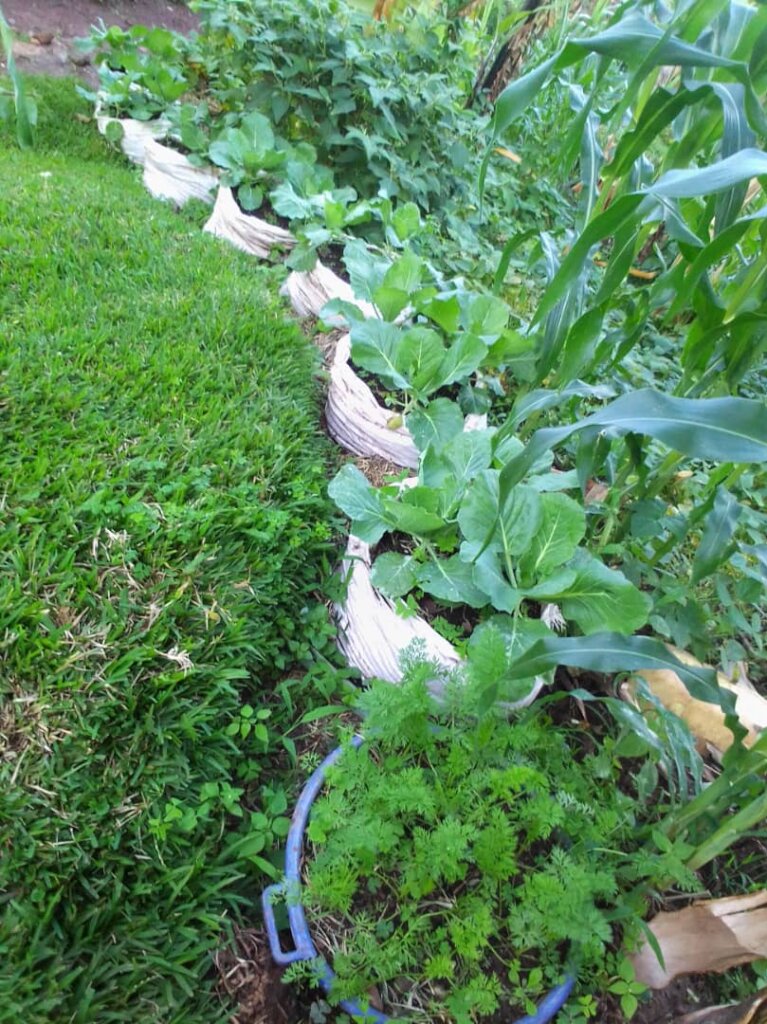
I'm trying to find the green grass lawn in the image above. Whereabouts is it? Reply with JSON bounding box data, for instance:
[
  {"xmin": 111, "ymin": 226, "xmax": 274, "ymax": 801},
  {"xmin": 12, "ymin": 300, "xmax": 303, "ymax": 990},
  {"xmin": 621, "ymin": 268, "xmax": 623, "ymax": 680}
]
[{"xmin": 0, "ymin": 80, "xmax": 342, "ymax": 1023}]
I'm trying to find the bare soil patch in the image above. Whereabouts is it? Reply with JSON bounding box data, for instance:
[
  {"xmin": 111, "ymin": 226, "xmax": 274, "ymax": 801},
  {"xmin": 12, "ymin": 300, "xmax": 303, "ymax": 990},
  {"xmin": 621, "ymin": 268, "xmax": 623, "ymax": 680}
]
[
  {"xmin": 2, "ymin": 0, "xmax": 198, "ymax": 81},
  {"xmin": 215, "ymin": 928, "xmax": 299, "ymax": 1024}
]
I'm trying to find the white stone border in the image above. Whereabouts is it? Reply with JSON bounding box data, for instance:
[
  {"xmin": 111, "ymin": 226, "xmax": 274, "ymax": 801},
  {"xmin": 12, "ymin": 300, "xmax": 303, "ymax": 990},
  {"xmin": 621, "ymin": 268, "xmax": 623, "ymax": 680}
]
[
  {"xmin": 203, "ymin": 186, "xmax": 295, "ymax": 258},
  {"xmin": 336, "ymin": 533, "xmax": 545, "ymax": 709},
  {"xmin": 142, "ymin": 138, "xmax": 218, "ymax": 206},
  {"xmin": 326, "ymin": 334, "xmax": 420, "ymax": 468}
]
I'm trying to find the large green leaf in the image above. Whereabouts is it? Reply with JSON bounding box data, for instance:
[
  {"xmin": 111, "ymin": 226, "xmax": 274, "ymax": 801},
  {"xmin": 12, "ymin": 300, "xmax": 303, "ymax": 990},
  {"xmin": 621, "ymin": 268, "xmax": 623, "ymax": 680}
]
[
  {"xmin": 343, "ymin": 239, "xmax": 389, "ymax": 304},
  {"xmin": 374, "ymin": 249, "xmax": 424, "ymax": 320},
  {"xmin": 492, "ymin": 10, "xmax": 761, "ymax": 138},
  {"xmin": 498, "ymin": 484, "xmax": 544, "ymax": 559},
  {"xmin": 521, "ymin": 566, "xmax": 577, "ymax": 600},
  {"xmin": 383, "ymin": 248, "xmax": 423, "ymax": 294},
  {"xmin": 691, "ymin": 487, "xmax": 742, "ymax": 584},
  {"xmin": 350, "ymin": 319, "xmax": 409, "ymax": 391},
  {"xmin": 506, "ymin": 633, "xmax": 732, "ymax": 710},
  {"xmin": 649, "ymin": 148, "xmax": 767, "ymax": 199},
  {"xmin": 328, "ymin": 464, "xmax": 388, "ymax": 544},
  {"xmin": 509, "ymin": 381, "xmax": 615, "ymax": 431},
  {"xmin": 458, "ymin": 470, "xmax": 502, "ymax": 558},
  {"xmin": 439, "ymin": 332, "xmax": 487, "ymax": 387},
  {"xmin": 409, "ymin": 399, "xmax": 462, "ymax": 456},
  {"xmin": 562, "ymin": 11, "xmax": 743, "ymax": 69},
  {"xmin": 458, "ymin": 293, "xmax": 511, "ymax": 341},
  {"xmin": 492, "ymin": 51, "xmax": 559, "ymax": 136},
  {"xmin": 395, "ymin": 327, "xmax": 445, "ymax": 395},
  {"xmin": 441, "ymin": 430, "xmax": 494, "ymax": 495},
  {"xmin": 498, "ymin": 390, "xmax": 767, "ymax": 499},
  {"xmin": 417, "ymin": 555, "xmax": 488, "ymax": 608},
  {"xmin": 518, "ymin": 493, "xmax": 585, "ymax": 580},
  {"xmin": 471, "ymin": 549, "xmax": 520, "ymax": 613},
  {"xmin": 554, "ymin": 551, "xmax": 651, "ymax": 635},
  {"xmin": 407, "ymin": 399, "xmax": 465, "ymax": 454},
  {"xmin": 370, "ymin": 553, "xmax": 419, "ymax": 598},
  {"xmin": 608, "ymin": 87, "xmax": 702, "ymax": 179},
  {"xmin": 383, "ymin": 497, "xmax": 445, "ymax": 537},
  {"xmin": 415, "ymin": 291, "xmax": 461, "ymax": 333}
]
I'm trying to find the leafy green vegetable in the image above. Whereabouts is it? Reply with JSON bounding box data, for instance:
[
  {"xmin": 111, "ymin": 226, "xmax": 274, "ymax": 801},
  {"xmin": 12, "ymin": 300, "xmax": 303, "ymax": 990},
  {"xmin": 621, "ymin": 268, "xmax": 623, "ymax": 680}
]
[{"xmin": 301, "ymin": 664, "xmax": 697, "ymax": 1023}]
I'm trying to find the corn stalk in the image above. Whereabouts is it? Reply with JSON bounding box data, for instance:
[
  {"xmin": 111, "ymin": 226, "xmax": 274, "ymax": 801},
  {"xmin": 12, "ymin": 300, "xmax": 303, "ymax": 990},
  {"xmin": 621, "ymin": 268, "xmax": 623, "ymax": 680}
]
[{"xmin": 0, "ymin": 6, "xmax": 34, "ymax": 149}]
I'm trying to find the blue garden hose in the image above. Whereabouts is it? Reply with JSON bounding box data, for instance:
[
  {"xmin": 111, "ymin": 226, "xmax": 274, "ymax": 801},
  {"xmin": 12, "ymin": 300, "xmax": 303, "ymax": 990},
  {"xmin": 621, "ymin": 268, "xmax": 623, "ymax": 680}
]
[{"xmin": 262, "ymin": 737, "xmax": 575, "ymax": 1023}]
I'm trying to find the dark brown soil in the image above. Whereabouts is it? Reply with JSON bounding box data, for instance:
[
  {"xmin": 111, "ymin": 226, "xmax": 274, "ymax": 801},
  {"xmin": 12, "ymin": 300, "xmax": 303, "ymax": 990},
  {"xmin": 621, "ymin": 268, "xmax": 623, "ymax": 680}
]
[
  {"xmin": 1, "ymin": 0, "xmax": 198, "ymax": 81},
  {"xmin": 215, "ymin": 927, "xmax": 299, "ymax": 1024},
  {"xmin": 3, "ymin": 0, "xmax": 198, "ymax": 39},
  {"xmin": 317, "ymin": 241, "xmax": 347, "ymax": 281}
]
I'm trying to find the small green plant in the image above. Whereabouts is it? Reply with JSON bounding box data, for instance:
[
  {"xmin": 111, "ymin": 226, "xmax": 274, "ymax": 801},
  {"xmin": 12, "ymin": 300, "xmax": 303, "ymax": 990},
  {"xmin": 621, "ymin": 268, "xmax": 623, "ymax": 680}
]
[
  {"xmin": 607, "ymin": 959, "xmax": 646, "ymax": 1019},
  {"xmin": 329, "ymin": 389, "xmax": 766, "ymax": 654},
  {"xmin": 208, "ymin": 110, "xmax": 291, "ymax": 209},
  {"xmin": 325, "ymin": 240, "xmax": 519, "ymax": 414},
  {"xmin": 559, "ymin": 993, "xmax": 599, "ymax": 1024},
  {"xmin": 79, "ymin": 23, "xmax": 193, "ymax": 120},
  {"xmin": 0, "ymin": 6, "xmax": 36, "ymax": 148},
  {"xmin": 296, "ymin": 659, "xmax": 695, "ymax": 1022}
]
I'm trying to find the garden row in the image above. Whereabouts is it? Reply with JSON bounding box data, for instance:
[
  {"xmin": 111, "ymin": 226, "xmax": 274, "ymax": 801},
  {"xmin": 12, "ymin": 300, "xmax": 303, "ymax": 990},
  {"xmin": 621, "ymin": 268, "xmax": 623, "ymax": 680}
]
[
  {"xmin": 78, "ymin": 1, "xmax": 767, "ymax": 1020},
  {"xmin": 84, "ymin": 0, "xmax": 767, "ymax": 709}
]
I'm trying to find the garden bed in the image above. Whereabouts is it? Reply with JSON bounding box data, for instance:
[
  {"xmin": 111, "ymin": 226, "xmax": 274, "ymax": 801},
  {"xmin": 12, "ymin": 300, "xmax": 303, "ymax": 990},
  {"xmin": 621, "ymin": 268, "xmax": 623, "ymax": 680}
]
[{"xmin": 4, "ymin": 0, "xmax": 767, "ymax": 1014}]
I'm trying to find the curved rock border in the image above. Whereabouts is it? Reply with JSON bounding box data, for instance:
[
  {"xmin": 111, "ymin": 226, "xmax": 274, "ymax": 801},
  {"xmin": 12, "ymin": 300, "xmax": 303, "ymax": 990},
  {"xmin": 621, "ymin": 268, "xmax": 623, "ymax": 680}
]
[
  {"xmin": 203, "ymin": 186, "xmax": 295, "ymax": 258},
  {"xmin": 326, "ymin": 334, "xmax": 489, "ymax": 468},
  {"xmin": 95, "ymin": 113, "xmax": 169, "ymax": 166},
  {"xmin": 326, "ymin": 333, "xmax": 419, "ymax": 468},
  {"xmin": 90, "ymin": 107, "xmax": 543, "ymax": 712},
  {"xmin": 335, "ymin": 534, "xmax": 460, "ymax": 692},
  {"xmin": 142, "ymin": 138, "xmax": 219, "ymax": 206},
  {"xmin": 335, "ymin": 534, "xmax": 545, "ymax": 709},
  {"xmin": 280, "ymin": 262, "xmax": 378, "ymax": 322}
]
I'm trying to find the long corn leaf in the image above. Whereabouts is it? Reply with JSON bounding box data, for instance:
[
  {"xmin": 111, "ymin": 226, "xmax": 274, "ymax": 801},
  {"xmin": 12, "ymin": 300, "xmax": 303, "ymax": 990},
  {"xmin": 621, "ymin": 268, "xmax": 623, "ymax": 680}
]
[
  {"xmin": 532, "ymin": 151, "xmax": 767, "ymax": 328},
  {"xmin": 506, "ymin": 632, "xmax": 729, "ymax": 709},
  {"xmin": 493, "ymin": 11, "xmax": 767, "ymax": 138},
  {"xmin": 496, "ymin": 389, "xmax": 767, "ymax": 495},
  {"xmin": 0, "ymin": 7, "xmax": 33, "ymax": 149}
]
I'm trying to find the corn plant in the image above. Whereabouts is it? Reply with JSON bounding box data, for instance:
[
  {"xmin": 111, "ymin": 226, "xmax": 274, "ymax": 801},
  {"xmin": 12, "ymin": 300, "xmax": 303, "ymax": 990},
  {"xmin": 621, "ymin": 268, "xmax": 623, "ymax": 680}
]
[
  {"xmin": 0, "ymin": 6, "xmax": 35, "ymax": 148},
  {"xmin": 487, "ymin": 0, "xmax": 767, "ymax": 395}
]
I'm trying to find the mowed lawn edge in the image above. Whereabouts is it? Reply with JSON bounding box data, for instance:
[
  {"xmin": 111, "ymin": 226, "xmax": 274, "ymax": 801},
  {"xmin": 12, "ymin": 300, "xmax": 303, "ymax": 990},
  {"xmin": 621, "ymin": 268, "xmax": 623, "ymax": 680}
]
[{"xmin": 0, "ymin": 79, "xmax": 341, "ymax": 1024}]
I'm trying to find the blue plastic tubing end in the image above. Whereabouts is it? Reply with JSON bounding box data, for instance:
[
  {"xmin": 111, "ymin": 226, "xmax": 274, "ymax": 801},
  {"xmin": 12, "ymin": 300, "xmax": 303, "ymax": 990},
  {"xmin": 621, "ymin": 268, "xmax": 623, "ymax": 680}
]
[{"xmin": 262, "ymin": 738, "xmax": 575, "ymax": 1024}]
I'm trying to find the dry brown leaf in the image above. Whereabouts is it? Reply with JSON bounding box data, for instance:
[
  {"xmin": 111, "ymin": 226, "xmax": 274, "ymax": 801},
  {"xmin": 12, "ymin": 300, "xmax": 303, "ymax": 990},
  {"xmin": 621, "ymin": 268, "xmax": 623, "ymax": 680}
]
[
  {"xmin": 494, "ymin": 146, "xmax": 522, "ymax": 164},
  {"xmin": 632, "ymin": 892, "xmax": 767, "ymax": 988},
  {"xmin": 623, "ymin": 645, "xmax": 767, "ymax": 761},
  {"xmin": 674, "ymin": 987, "xmax": 767, "ymax": 1024},
  {"xmin": 584, "ymin": 479, "xmax": 609, "ymax": 504}
]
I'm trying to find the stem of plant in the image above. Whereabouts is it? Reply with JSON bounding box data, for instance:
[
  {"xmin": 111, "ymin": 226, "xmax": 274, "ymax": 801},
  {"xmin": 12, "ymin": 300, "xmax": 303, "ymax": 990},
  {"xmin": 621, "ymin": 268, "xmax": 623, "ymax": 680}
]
[
  {"xmin": 638, "ymin": 450, "xmax": 685, "ymax": 502},
  {"xmin": 598, "ymin": 458, "xmax": 638, "ymax": 549},
  {"xmin": 685, "ymin": 789, "xmax": 767, "ymax": 872},
  {"xmin": 647, "ymin": 462, "xmax": 741, "ymax": 568},
  {"xmin": 660, "ymin": 732, "xmax": 767, "ymax": 840}
]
